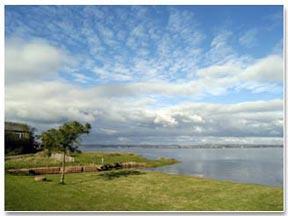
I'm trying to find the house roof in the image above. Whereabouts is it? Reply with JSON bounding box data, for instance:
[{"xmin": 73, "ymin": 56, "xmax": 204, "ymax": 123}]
[{"xmin": 5, "ymin": 122, "xmax": 30, "ymax": 132}]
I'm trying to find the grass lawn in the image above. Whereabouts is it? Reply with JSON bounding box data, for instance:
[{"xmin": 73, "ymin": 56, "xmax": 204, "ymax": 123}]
[{"xmin": 5, "ymin": 170, "xmax": 283, "ymax": 211}]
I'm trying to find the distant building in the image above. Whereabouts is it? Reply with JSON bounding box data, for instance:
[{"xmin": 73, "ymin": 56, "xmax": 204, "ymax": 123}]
[{"xmin": 5, "ymin": 122, "xmax": 36, "ymax": 155}]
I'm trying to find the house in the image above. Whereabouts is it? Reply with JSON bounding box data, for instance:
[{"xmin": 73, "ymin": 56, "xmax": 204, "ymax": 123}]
[
  {"xmin": 5, "ymin": 122, "xmax": 30, "ymax": 139},
  {"xmin": 5, "ymin": 122, "xmax": 35, "ymax": 155}
]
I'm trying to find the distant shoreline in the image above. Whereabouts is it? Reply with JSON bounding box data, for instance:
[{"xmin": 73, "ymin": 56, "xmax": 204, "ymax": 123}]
[{"xmin": 82, "ymin": 144, "xmax": 283, "ymax": 149}]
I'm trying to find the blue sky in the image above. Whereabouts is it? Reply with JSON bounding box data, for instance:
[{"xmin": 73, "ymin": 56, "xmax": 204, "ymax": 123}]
[{"xmin": 5, "ymin": 6, "xmax": 283, "ymax": 145}]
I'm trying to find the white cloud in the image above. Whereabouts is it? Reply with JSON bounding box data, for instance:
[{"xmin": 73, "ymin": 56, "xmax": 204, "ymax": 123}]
[
  {"xmin": 210, "ymin": 31, "xmax": 232, "ymax": 48},
  {"xmin": 195, "ymin": 54, "xmax": 283, "ymax": 95},
  {"xmin": 72, "ymin": 73, "xmax": 92, "ymax": 84},
  {"xmin": 239, "ymin": 29, "xmax": 258, "ymax": 47},
  {"xmin": 241, "ymin": 55, "xmax": 283, "ymax": 81},
  {"xmin": 5, "ymin": 38, "xmax": 69, "ymax": 84},
  {"xmin": 154, "ymin": 111, "xmax": 178, "ymax": 127},
  {"xmin": 98, "ymin": 128, "xmax": 118, "ymax": 135},
  {"xmin": 196, "ymin": 63, "xmax": 242, "ymax": 79},
  {"xmin": 5, "ymin": 78, "xmax": 283, "ymax": 141},
  {"xmin": 203, "ymin": 31, "xmax": 236, "ymax": 65}
]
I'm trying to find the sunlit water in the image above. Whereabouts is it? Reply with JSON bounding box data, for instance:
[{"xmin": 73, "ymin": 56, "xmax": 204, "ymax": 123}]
[{"xmin": 81, "ymin": 146, "xmax": 283, "ymax": 187}]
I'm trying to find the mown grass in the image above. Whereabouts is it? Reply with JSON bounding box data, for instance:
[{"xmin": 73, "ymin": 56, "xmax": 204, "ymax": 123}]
[
  {"xmin": 5, "ymin": 151, "xmax": 178, "ymax": 170},
  {"xmin": 5, "ymin": 170, "xmax": 283, "ymax": 211}
]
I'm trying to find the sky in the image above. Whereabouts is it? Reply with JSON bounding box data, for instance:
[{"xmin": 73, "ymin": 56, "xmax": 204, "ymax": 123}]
[{"xmin": 5, "ymin": 5, "xmax": 283, "ymax": 145}]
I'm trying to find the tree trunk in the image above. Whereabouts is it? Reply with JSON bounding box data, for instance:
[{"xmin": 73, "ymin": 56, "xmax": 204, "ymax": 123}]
[{"xmin": 60, "ymin": 151, "xmax": 66, "ymax": 184}]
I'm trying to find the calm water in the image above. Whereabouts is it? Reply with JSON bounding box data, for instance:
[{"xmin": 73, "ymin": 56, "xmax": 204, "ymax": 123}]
[{"xmin": 81, "ymin": 146, "xmax": 283, "ymax": 187}]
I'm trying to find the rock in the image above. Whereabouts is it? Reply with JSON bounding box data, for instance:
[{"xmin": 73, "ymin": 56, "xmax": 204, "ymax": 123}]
[
  {"xmin": 34, "ymin": 176, "xmax": 47, "ymax": 182},
  {"xmin": 114, "ymin": 162, "xmax": 122, "ymax": 169},
  {"xmin": 99, "ymin": 164, "xmax": 113, "ymax": 171}
]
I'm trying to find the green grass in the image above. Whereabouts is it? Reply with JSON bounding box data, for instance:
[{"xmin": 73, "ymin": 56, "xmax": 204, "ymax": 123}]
[
  {"xmin": 5, "ymin": 170, "xmax": 283, "ymax": 211},
  {"xmin": 5, "ymin": 151, "xmax": 178, "ymax": 170}
]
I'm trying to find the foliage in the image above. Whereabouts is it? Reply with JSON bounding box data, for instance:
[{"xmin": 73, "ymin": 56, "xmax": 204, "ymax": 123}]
[{"xmin": 40, "ymin": 121, "xmax": 91, "ymax": 155}]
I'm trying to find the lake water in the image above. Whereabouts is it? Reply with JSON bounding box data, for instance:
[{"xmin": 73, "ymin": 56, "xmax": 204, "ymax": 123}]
[{"xmin": 81, "ymin": 146, "xmax": 283, "ymax": 187}]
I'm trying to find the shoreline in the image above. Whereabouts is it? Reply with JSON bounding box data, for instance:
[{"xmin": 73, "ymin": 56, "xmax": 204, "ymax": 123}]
[{"xmin": 5, "ymin": 150, "xmax": 282, "ymax": 188}]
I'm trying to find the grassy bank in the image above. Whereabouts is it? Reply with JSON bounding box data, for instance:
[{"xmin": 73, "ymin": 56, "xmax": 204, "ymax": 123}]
[
  {"xmin": 5, "ymin": 151, "xmax": 178, "ymax": 170},
  {"xmin": 5, "ymin": 151, "xmax": 283, "ymax": 211},
  {"xmin": 5, "ymin": 170, "xmax": 283, "ymax": 211}
]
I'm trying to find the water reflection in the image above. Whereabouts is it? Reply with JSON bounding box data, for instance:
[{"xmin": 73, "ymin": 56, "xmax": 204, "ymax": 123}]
[{"xmin": 81, "ymin": 146, "xmax": 283, "ymax": 187}]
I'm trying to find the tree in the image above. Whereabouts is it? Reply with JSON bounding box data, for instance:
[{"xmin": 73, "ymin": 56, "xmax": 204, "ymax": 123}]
[{"xmin": 39, "ymin": 121, "xmax": 91, "ymax": 184}]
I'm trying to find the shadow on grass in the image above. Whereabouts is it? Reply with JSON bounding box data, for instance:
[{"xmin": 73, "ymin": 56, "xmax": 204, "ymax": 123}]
[
  {"xmin": 57, "ymin": 170, "xmax": 145, "ymax": 185},
  {"xmin": 99, "ymin": 169, "xmax": 144, "ymax": 180}
]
